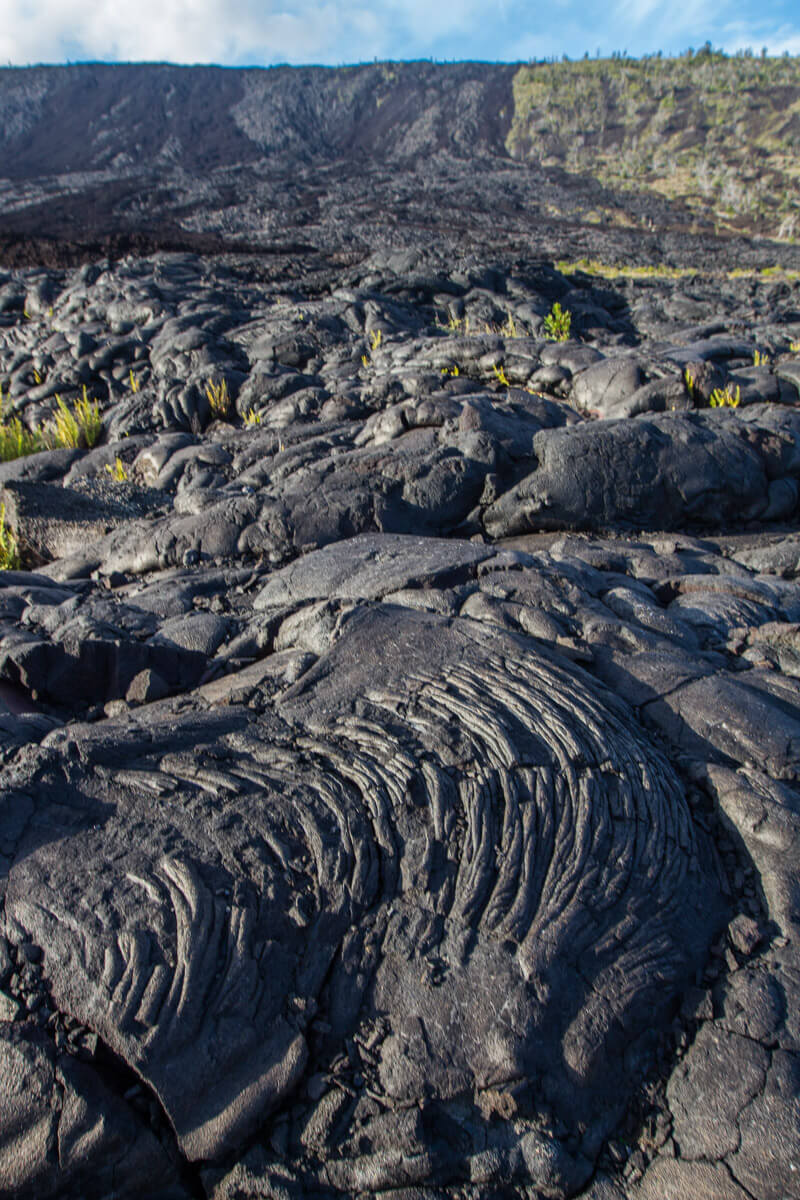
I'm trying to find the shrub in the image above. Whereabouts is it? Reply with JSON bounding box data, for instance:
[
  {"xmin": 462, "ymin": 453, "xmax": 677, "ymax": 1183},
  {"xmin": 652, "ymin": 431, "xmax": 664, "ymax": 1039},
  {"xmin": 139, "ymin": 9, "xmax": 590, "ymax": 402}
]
[
  {"xmin": 243, "ymin": 408, "xmax": 262, "ymax": 426},
  {"xmin": 544, "ymin": 302, "xmax": 572, "ymax": 341}
]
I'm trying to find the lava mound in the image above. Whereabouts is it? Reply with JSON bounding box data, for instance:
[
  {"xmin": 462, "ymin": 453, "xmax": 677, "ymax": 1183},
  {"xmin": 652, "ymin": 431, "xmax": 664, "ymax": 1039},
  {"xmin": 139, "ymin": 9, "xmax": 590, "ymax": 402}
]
[{"xmin": 4, "ymin": 573, "xmax": 722, "ymax": 1196}]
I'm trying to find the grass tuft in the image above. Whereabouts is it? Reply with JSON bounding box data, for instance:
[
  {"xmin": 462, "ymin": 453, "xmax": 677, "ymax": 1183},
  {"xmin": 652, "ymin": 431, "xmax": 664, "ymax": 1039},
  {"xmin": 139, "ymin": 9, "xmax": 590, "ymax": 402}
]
[
  {"xmin": 205, "ymin": 377, "xmax": 230, "ymax": 419},
  {"xmin": 709, "ymin": 384, "xmax": 741, "ymax": 408},
  {"xmin": 0, "ymin": 417, "xmax": 42, "ymax": 461},
  {"xmin": 0, "ymin": 504, "xmax": 19, "ymax": 571},
  {"xmin": 105, "ymin": 456, "xmax": 128, "ymax": 482}
]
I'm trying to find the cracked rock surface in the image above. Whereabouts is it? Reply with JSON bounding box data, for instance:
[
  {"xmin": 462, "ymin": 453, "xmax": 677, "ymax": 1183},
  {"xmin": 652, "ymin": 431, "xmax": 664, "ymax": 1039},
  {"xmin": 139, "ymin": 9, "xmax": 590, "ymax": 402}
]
[{"xmin": 1, "ymin": 241, "xmax": 800, "ymax": 1199}]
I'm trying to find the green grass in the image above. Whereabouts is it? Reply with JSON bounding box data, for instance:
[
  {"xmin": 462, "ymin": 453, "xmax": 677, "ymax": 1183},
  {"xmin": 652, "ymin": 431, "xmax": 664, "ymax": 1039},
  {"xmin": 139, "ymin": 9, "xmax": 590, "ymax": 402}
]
[
  {"xmin": 0, "ymin": 386, "xmax": 103, "ymax": 460},
  {"xmin": 46, "ymin": 389, "xmax": 102, "ymax": 450},
  {"xmin": 0, "ymin": 417, "xmax": 42, "ymax": 461}
]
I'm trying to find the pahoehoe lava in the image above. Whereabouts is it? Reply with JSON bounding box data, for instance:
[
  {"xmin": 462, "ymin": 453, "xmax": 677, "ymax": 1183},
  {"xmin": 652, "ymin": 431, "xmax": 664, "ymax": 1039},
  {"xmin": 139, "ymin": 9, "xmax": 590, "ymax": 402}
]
[{"xmin": 4, "ymin": 598, "xmax": 722, "ymax": 1193}]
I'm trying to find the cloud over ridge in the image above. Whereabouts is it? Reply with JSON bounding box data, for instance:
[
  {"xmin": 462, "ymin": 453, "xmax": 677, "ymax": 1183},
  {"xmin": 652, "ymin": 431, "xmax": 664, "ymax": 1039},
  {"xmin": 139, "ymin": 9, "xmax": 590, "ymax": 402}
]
[{"xmin": 1, "ymin": 0, "xmax": 798, "ymax": 67}]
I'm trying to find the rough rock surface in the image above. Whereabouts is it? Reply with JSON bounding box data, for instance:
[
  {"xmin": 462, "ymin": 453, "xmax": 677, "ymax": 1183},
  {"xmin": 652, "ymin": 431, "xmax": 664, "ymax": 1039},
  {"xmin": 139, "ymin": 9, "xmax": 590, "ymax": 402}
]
[{"xmin": 1, "ymin": 124, "xmax": 800, "ymax": 1199}]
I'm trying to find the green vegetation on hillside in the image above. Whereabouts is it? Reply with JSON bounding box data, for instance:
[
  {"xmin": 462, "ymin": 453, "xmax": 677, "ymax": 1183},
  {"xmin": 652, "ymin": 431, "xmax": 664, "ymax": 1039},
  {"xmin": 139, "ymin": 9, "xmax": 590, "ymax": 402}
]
[{"xmin": 507, "ymin": 48, "xmax": 800, "ymax": 240}]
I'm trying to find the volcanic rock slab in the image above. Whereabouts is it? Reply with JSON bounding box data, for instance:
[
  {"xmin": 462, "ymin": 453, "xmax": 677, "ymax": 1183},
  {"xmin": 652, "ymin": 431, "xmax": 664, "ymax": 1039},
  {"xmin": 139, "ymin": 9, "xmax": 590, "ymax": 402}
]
[{"xmin": 3, "ymin": 571, "xmax": 723, "ymax": 1191}]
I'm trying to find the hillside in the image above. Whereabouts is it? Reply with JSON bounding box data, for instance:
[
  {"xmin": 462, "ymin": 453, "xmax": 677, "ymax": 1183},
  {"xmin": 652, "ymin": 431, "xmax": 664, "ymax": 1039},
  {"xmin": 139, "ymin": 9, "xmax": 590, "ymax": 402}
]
[
  {"xmin": 0, "ymin": 52, "xmax": 798, "ymax": 266},
  {"xmin": 507, "ymin": 50, "xmax": 800, "ymax": 239}
]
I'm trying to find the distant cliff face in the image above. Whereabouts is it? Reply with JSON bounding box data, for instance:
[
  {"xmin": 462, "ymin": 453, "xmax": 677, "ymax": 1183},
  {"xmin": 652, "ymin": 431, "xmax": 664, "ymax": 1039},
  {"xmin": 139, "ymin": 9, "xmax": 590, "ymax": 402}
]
[
  {"xmin": 0, "ymin": 61, "xmax": 517, "ymax": 174},
  {"xmin": 0, "ymin": 55, "xmax": 798, "ymax": 258}
]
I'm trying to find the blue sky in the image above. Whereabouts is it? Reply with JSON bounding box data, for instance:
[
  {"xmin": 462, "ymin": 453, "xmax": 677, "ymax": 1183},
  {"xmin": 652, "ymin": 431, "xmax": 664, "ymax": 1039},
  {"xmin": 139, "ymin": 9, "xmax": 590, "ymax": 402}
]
[{"xmin": 2, "ymin": 0, "xmax": 799, "ymax": 67}]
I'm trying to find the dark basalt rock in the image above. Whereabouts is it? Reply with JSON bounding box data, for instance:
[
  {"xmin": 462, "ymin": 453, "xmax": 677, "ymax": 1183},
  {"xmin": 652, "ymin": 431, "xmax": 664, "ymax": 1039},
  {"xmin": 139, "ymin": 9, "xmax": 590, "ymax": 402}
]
[
  {"xmin": 3, "ymin": 598, "xmax": 724, "ymax": 1189},
  {"xmin": 0, "ymin": 151, "xmax": 799, "ymax": 1199}
]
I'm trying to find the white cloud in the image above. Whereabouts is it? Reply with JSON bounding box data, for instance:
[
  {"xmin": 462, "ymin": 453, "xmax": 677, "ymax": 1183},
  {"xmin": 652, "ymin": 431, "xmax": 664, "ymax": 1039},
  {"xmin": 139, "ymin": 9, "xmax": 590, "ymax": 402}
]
[
  {"xmin": 0, "ymin": 0, "xmax": 491, "ymax": 66},
  {"xmin": 718, "ymin": 21, "xmax": 800, "ymax": 55},
  {"xmin": 0, "ymin": 0, "xmax": 797, "ymax": 66}
]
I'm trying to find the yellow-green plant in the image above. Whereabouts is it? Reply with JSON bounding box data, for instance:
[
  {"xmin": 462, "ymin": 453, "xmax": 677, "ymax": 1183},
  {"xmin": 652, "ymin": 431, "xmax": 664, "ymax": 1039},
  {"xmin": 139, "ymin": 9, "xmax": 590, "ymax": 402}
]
[
  {"xmin": 753, "ymin": 349, "xmax": 770, "ymax": 366},
  {"xmin": 684, "ymin": 367, "xmax": 696, "ymax": 400},
  {"xmin": 493, "ymin": 363, "xmax": 511, "ymax": 387},
  {"xmin": 543, "ymin": 302, "xmax": 572, "ymax": 342},
  {"xmin": 436, "ymin": 312, "xmax": 471, "ymax": 334},
  {"xmin": 105, "ymin": 456, "xmax": 128, "ymax": 482},
  {"xmin": 75, "ymin": 386, "xmax": 102, "ymax": 446},
  {"xmin": 46, "ymin": 387, "xmax": 102, "ymax": 449},
  {"xmin": 361, "ymin": 329, "xmax": 383, "ymax": 371},
  {"xmin": 205, "ymin": 378, "xmax": 230, "ymax": 419},
  {"xmin": 32, "ymin": 367, "xmax": 43, "ymax": 385},
  {"xmin": 441, "ymin": 365, "xmax": 460, "ymax": 378},
  {"xmin": 500, "ymin": 312, "xmax": 518, "ymax": 338},
  {"xmin": 48, "ymin": 396, "xmax": 81, "ymax": 448},
  {"xmin": 129, "ymin": 369, "xmax": 140, "ymax": 393},
  {"xmin": 0, "ymin": 417, "xmax": 42, "ymax": 461},
  {"xmin": 243, "ymin": 408, "xmax": 262, "ymax": 426},
  {"xmin": 791, "ymin": 341, "xmax": 800, "ymax": 353},
  {"xmin": 0, "ymin": 504, "xmax": 19, "ymax": 570},
  {"xmin": 709, "ymin": 384, "xmax": 741, "ymax": 408},
  {"xmin": 557, "ymin": 259, "xmax": 698, "ymax": 281}
]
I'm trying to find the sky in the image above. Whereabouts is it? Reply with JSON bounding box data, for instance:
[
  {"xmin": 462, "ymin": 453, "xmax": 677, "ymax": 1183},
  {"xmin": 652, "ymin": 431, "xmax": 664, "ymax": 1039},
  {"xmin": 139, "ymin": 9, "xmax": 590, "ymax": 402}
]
[{"xmin": 2, "ymin": 0, "xmax": 799, "ymax": 68}]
